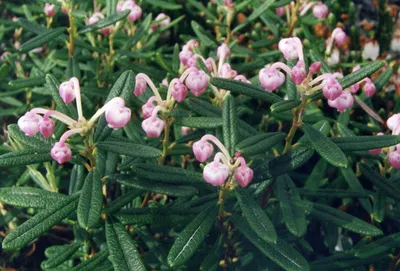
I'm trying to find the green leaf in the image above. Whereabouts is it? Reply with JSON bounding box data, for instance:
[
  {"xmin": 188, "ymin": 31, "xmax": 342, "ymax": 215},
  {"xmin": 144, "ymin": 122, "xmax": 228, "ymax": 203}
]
[
  {"xmin": 145, "ymin": 0, "xmax": 182, "ymax": 9},
  {"xmin": 115, "ymin": 175, "xmax": 197, "ymax": 197},
  {"xmin": 373, "ymin": 189, "xmax": 386, "ymax": 223},
  {"xmin": 106, "ymin": 218, "xmax": 146, "ymax": 271},
  {"xmin": 20, "ymin": 27, "xmax": 66, "ymax": 52},
  {"xmin": 174, "ymin": 117, "xmax": 222, "ymax": 128},
  {"xmin": 191, "ymin": 21, "xmax": 216, "ymax": 46},
  {"xmin": 210, "ymin": 78, "xmax": 282, "ymax": 104},
  {"xmin": 8, "ymin": 77, "xmax": 45, "ymax": 89},
  {"xmin": 302, "ymin": 123, "xmax": 347, "ymax": 168},
  {"xmin": 69, "ymin": 165, "xmax": 86, "ymax": 195},
  {"xmin": 236, "ymin": 186, "xmax": 277, "ymax": 243},
  {"xmin": 0, "ymin": 148, "xmax": 52, "ymax": 167},
  {"xmin": 297, "ymin": 188, "xmax": 368, "ymax": 198},
  {"xmin": 2, "ymin": 193, "xmax": 80, "ymax": 250},
  {"xmin": 96, "ymin": 140, "xmax": 162, "ymax": 159},
  {"xmin": 79, "ymin": 10, "xmax": 129, "ymax": 34},
  {"xmin": 355, "ymin": 232, "xmax": 400, "ymax": 258},
  {"xmin": 0, "ymin": 187, "xmax": 66, "ymax": 208},
  {"xmin": 338, "ymin": 61, "xmax": 385, "ymax": 89},
  {"xmin": 104, "ymin": 190, "xmax": 142, "ymax": 214},
  {"xmin": 8, "ymin": 124, "xmax": 54, "ymax": 149},
  {"xmin": 233, "ymin": 215, "xmax": 310, "ymax": 271},
  {"xmin": 233, "ymin": 0, "xmax": 276, "ymax": 33},
  {"xmin": 41, "ymin": 242, "xmax": 81, "ymax": 269},
  {"xmin": 71, "ymin": 249, "xmax": 110, "ymax": 271},
  {"xmin": 271, "ymin": 100, "xmax": 301, "ymax": 113},
  {"xmin": 200, "ymin": 237, "xmax": 223, "ymax": 271},
  {"xmin": 187, "ymin": 0, "xmax": 217, "ymax": 20},
  {"xmin": 304, "ymin": 159, "xmax": 328, "ymax": 188},
  {"xmin": 66, "ymin": 56, "xmax": 81, "ymax": 79},
  {"xmin": 340, "ymin": 167, "xmax": 372, "ymax": 213},
  {"xmin": 77, "ymin": 170, "xmax": 103, "ymax": 229},
  {"xmin": 167, "ymin": 204, "xmax": 217, "ymax": 267},
  {"xmin": 359, "ymin": 164, "xmax": 400, "ymax": 201},
  {"xmin": 310, "ymin": 202, "xmax": 383, "ymax": 236},
  {"xmin": 331, "ymin": 135, "xmax": 400, "ymax": 151},
  {"xmin": 222, "ymin": 94, "xmax": 238, "ymax": 156},
  {"xmin": 235, "ymin": 132, "xmax": 286, "ymax": 156},
  {"xmin": 374, "ymin": 67, "xmax": 392, "ymax": 92},
  {"xmin": 276, "ymin": 175, "xmax": 307, "ymax": 237}
]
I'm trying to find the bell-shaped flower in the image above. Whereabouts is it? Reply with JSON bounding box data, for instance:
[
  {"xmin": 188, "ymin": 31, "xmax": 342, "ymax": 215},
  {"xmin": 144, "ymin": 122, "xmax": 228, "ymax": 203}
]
[
  {"xmin": 39, "ymin": 118, "xmax": 55, "ymax": 138},
  {"xmin": 185, "ymin": 68, "xmax": 209, "ymax": 97},
  {"xmin": 171, "ymin": 79, "xmax": 188, "ymax": 102},
  {"xmin": 18, "ymin": 112, "xmax": 43, "ymax": 137},
  {"xmin": 291, "ymin": 60, "xmax": 306, "ymax": 85},
  {"xmin": 313, "ymin": 2, "xmax": 329, "ymax": 19},
  {"xmin": 327, "ymin": 91, "xmax": 354, "ymax": 112},
  {"xmin": 51, "ymin": 142, "xmax": 72, "ymax": 164},
  {"xmin": 322, "ymin": 76, "xmax": 343, "ymax": 101},
  {"xmin": 259, "ymin": 67, "xmax": 285, "ymax": 92},
  {"xmin": 193, "ymin": 140, "xmax": 214, "ymax": 162},
  {"xmin": 203, "ymin": 155, "xmax": 230, "ymax": 186},
  {"xmin": 59, "ymin": 80, "xmax": 76, "ymax": 104},
  {"xmin": 234, "ymin": 162, "xmax": 254, "ymax": 187},
  {"xmin": 105, "ymin": 98, "xmax": 131, "ymax": 129},
  {"xmin": 141, "ymin": 116, "xmax": 166, "ymax": 138}
]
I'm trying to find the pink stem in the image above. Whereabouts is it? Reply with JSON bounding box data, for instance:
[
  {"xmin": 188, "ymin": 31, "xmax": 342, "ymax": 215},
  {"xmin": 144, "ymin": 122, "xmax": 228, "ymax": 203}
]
[
  {"xmin": 30, "ymin": 108, "xmax": 77, "ymax": 126},
  {"xmin": 59, "ymin": 127, "xmax": 85, "ymax": 144},
  {"xmin": 136, "ymin": 73, "xmax": 163, "ymax": 103},
  {"xmin": 201, "ymin": 134, "xmax": 231, "ymax": 162},
  {"xmin": 271, "ymin": 62, "xmax": 292, "ymax": 74},
  {"xmin": 70, "ymin": 77, "xmax": 84, "ymax": 121}
]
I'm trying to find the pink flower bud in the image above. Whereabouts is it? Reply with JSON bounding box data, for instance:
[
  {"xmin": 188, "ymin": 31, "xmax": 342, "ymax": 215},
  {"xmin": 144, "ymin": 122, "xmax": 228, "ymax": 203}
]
[
  {"xmin": 122, "ymin": 1, "xmax": 142, "ymax": 22},
  {"xmin": 291, "ymin": 60, "xmax": 306, "ymax": 85},
  {"xmin": 102, "ymin": 27, "xmax": 111, "ymax": 37},
  {"xmin": 181, "ymin": 126, "xmax": 193, "ymax": 135},
  {"xmin": 44, "ymin": 3, "xmax": 56, "ymax": 17},
  {"xmin": 259, "ymin": 67, "xmax": 285, "ymax": 92},
  {"xmin": 141, "ymin": 116, "xmax": 166, "ymax": 138},
  {"xmin": 59, "ymin": 81, "xmax": 76, "ymax": 104},
  {"xmin": 322, "ymin": 76, "xmax": 343, "ymax": 101},
  {"xmin": 349, "ymin": 83, "xmax": 360, "ymax": 94},
  {"xmin": 141, "ymin": 96, "xmax": 157, "ymax": 119},
  {"xmin": 203, "ymin": 160, "xmax": 229, "ymax": 186},
  {"xmin": 327, "ymin": 91, "xmax": 354, "ymax": 112},
  {"xmin": 18, "ymin": 112, "xmax": 42, "ymax": 137},
  {"xmin": 387, "ymin": 114, "xmax": 400, "ymax": 132},
  {"xmin": 172, "ymin": 79, "xmax": 188, "ymax": 102},
  {"xmin": 369, "ymin": 132, "xmax": 384, "ymax": 155},
  {"xmin": 186, "ymin": 55, "xmax": 197, "ymax": 68},
  {"xmin": 334, "ymin": 28, "xmax": 346, "ymax": 46},
  {"xmin": 234, "ymin": 164, "xmax": 254, "ymax": 188},
  {"xmin": 134, "ymin": 76, "xmax": 147, "ymax": 96},
  {"xmin": 275, "ymin": 7, "xmax": 285, "ymax": 17},
  {"xmin": 88, "ymin": 12, "xmax": 104, "ymax": 25},
  {"xmin": 105, "ymin": 98, "xmax": 131, "ymax": 129},
  {"xmin": 185, "ymin": 68, "xmax": 209, "ymax": 97},
  {"xmin": 363, "ymin": 78, "xmax": 376, "ymax": 97},
  {"xmin": 389, "ymin": 151, "xmax": 400, "ymax": 169},
  {"xmin": 51, "ymin": 142, "xmax": 72, "ymax": 164},
  {"xmin": 220, "ymin": 63, "xmax": 238, "ymax": 79},
  {"xmin": 193, "ymin": 140, "xmax": 214, "ymax": 162},
  {"xmin": 179, "ymin": 47, "xmax": 194, "ymax": 66},
  {"xmin": 39, "ymin": 118, "xmax": 55, "ymax": 138},
  {"xmin": 278, "ymin": 37, "xmax": 301, "ymax": 60},
  {"xmin": 234, "ymin": 75, "xmax": 250, "ymax": 83},
  {"xmin": 205, "ymin": 57, "xmax": 214, "ymax": 72},
  {"xmin": 154, "ymin": 13, "xmax": 170, "ymax": 28},
  {"xmin": 116, "ymin": 1, "xmax": 125, "ymax": 13},
  {"xmin": 217, "ymin": 43, "xmax": 230, "ymax": 59},
  {"xmin": 309, "ymin": 61, "xmax": 322, "ymax": 74},
  {"xmin": 186, "ymin": 40, "xmax": 200, "ymax": 50},
  {"xmin": 312, "ymin": 2, "xmax": 329, "ymax": 19}
]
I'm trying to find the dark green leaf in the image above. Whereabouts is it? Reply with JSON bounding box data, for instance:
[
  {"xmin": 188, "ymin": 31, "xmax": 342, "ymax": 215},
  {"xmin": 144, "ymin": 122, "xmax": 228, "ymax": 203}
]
[
  {"xmin": 8, "ymin": 77, "xmax": 45, "ymax": 89},
  {"xmin": 41, "ymin": 242, "xmax": 81, "ymax": 269},
  {"xmin": 340, "ymin": 167, "xmax": 372, "ymax": 213},
  {"xmin": 236, "ymin": 132, "xmax": 286, "ymax": 156},
  {"xmin": 331, "ymin": 135, "xmax": 400, "ymax": 151},
  {"xmin": 20, "ymin": 27, "xmax": 66, "ymax": 52},
  {"xmin": 271, "ymin": 100, "xmax": 301, "ymax": 113},
  {"xmin": 355, "ymin": 232, "xmax": 400, "ymax": 258},
  {"xmin": 222, "ymin": 94, "xmax": 238, "ymax": 156},
  {"xmin": 96, "ymin": 140, "xmax": 162, "ymax": 159},
  {"xmin": 0, "ymin": 187, "xmax": 66, "ymax": 208},
  {"xmin": 174, "ymin": 117, "xmax": 223, "ymax": 128},
  {"xmin": 0, "ymin": 148, "xmax": 52, "ymax": 167},
  {"xmin": 374, "ymin": 67, "xmax": 392, "ymax": 92},
  {"xmin": 191, "ymin": 21, "xmax": 216, "ymax": 46},
  {"xmin": 71, "ymin": 249, "xmax": 109, "ymax": 271},
  {"xmin": 79, "ymin": 10, "xmax": 129, "ymax": 34},
  {"xmin": 339, "ymin": 61, "xmax": 385, "ymax": 89},
  {"xmin": 373, "ymin": 189, "xmax": 386, "ymax": 223},
  {"xmin": 145, "ymin": 0, "xmax": 182, "ymax": 9},
  {"xmin": 233, "ymin": 0, "xmax": 276, "ymax": 33}
]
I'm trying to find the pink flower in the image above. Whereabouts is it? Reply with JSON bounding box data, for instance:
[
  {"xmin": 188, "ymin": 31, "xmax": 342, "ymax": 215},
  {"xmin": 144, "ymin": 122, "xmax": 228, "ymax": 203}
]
[
  {"xmin": 259, "ymin": 67, "xmax": 285, "ymax": 92},
  {"xmin": 105, "ymin": 98, "xmax": 131, "ymax": 129},
  {"xmin": 203, "ymin": 159, "xmax": 229, "ymax": 186},
  {"xmin": 327, "ymin": 91, "xmax": 354, "ymax": 112},
  {"xmin": 234, "ymin": 75, "xmax": 250, "ymax": 83},
  {"xmin": 141, "ymin": 116, "xmax": 166, "ymax": 138},
  {"xmin": 186, "ymin": 40, "xmax": 200, "ymax": 50},
  {"xmin": 364, "ymin": 78, "xmax": 376, "ymax": 97},
  {"xmin": 134, "ymin": 76, "xmax": 147, "ymax": 96},
  {"xmin": 291, "ymin": 60, "xmax": 306, "ymax": 85},
  {"xmin": 141, "ymin": 96, "xmax": 157, "ymax": 119},
  {"xmin": 334, "ymin": 28, "xmax": 346, "ymax": 46},
  {"xmin": 309, "ymin": 61, "xmax": 322, "ymax": 74},
  {"xmin": 205, "ymin": 57, "xmax": 214, "ymax": 73},
  {"xmin": 59, "ymin": 80, "xmax": 76, "ymax": 104},
  {"xmin": 18, "ymin": 112, "xmax": 42, "ymax": 137},
  {"xmin": 116, "ymin": 1, "xmax": 125, "ymax": 13},
  {"xmin": 152, "ymin": 13, "xmax": 170, "ymax": 31},
  {"xmin": 172, "ymin": 79, "xmax": 188, "ymax": 102},
  {"xmin": 193, "ymin": 140, "xmax": 214, "ymax": 162},
  {"xmin": 234, "ymin": 163, "xmax": 254, "ymax": 187},
  {"xmin": 122, "ymin": 0, "xmax": 142, "ymax": 22},
  {"xmin": 278, "ymin": 37, "xmax": 302, "ymax": 60},
  {"xmin": 217, "ymin": 43, "xmax": 230, "ymax": 59},
  {"xmin": 312, "ymin": 2, "xmax": 329, "ymax": 19},
  {"xmin": 181, "ymin": 126, "xmax": 193, "ymax": 135},
  {"xmin": 51, "ymin": 142, "xmax": 72, "ymax": 164},
  {"xmin": 179, "ymin": 46, "xmax": 194, "ymax": 66},
  {"xmin": 185, "ymin": 68, "xmax": 209, "ymax": 97},
  {"xmin": 44, "ymin": 3, "xmax": 56, "ymax": 17},
  {"xmin": 369, "ymin": 132, "xmax": 384, "ymax": 155},
  {"xmin": 389, "ymin": 151, "xmax": 400, "ymax": 169},
  {"xmin": 387, "ymin": 114, "xmax": 400, "ymax": 133},
  {"xmin": 220, "ymin": 63, "xmax": 238, "ymax": 79},
  {"xmin": 38, "ymin": 118, "xmax": 55, "ymax": 138},
  {"xmin": 88, "ymin": 12, "xmax": 104, "ymax": 25},
  {"xmin": 275, "ymin": 7, "xmax": 285, "ymax": 17},
  {"xmin": 186, "ymin": 55, "xmax": 197, "ymax": 68},
  {"xmin": 322, "ymin": 76, "xmax": 343, "ymax": 101}
]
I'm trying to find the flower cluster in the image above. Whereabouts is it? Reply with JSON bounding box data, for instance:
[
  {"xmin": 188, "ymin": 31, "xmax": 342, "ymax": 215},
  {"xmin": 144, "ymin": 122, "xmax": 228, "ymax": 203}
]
[
  {"xmin": 17, "ymin": 77, "xmax": 131, "ymax": 164},
  {"xmin": 193, "ymin": 134, "xmax": 253, "ymax": 187},
  {"xmin": 117, "ymin": 0, "xmax": 142, "ymax": 23}
]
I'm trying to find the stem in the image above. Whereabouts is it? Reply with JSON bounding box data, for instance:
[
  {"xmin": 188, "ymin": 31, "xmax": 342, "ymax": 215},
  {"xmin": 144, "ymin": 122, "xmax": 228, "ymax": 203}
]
[
  {"xmin": 59, "ymin": 128, "xmax": 85, "ymax": 144},
  {"xmin": 137, "ymin": 73, "xmax": 163, "ymax": 103},
  {"xmin": 87, "ymin": 97, "xmax": 122, "ymax": 127},
  {"xmin": 158, "ymin": 115, "xmax": 173, "ymax": 165},
  {"xmin": 67, "ymin": 3, "xmax": 76, "ymax": 57},
  {"xmin": 30, "ymin": 108, "xmax": 77, "ymax": 126},
  {"xmin": 283, "ymin": 94, "xmax": 307, "ymax": 153},
  {"xmin": 201, "ymin": 134, "xmax": 231, "ymax": 161},
  {"xmin": 70, "ymin": 77, "xmax": 84, "ymax": 121},
  {"xmin": 44, "ymin": 162, "xmax": 58, "ymax": 192},
  {"xmin": 271, "ymin": 62, "xmax": 293, "ymax": 75}
]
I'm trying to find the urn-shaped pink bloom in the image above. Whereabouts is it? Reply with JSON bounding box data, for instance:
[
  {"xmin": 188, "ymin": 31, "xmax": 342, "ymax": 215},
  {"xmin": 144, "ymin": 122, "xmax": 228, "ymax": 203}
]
[
  {"xmin": 334, "ymin": 28, "xmax": 347, "ymax": 46},
  {"xmin": 322, "ymin": 76, "xmax": 343, "ymax": 101},
  {"xmin": 51, "ymin": 142, "xmax": 72, "ymax": 164},
  {"xmin": 234, "ymin": 75, "xmax": 250, "ymax": 83},
  {"xmin": 172, "ymin": 80, "xmax": 188, "ymax": 102},
  {"xmin": 217, "ymin": 43, "xmax": 230, "ymax": 59},
  {"xmin": 220, "ymin": 63, "xmax": 238, "ymax": 79},
  {"xmin": 39, "ymin": 118, "xmax": 55, "ymax": 138},
  {"xmin": 309, "ymin": 61, "xmax": 322, "ymax": 74},
  {"xmin": 203, "ymin": 160, "xmax": 230, "ymax": 186},
  {"xmin": 186, "ymin": 55, "xmax": 197, "ymax": 68},
  {"xmin": 327, "ymin": 91, "xmax": 354, "ymax": 112},
  {"xmin": 364, "ymin": 78, "xmax": 376, "ymax": 97},
  {"xmin": 185, "ymin": 68, "xmax": 209, "ymax": 97},
  {"xmin": 121, "ymin": 0, "xmax": 142, "ymax": 22},
  {"xmin": 44, "ymin": 3, "xmax": 56, "ymax": 17},
  {"xmin": 369, "ymin": 132, "xmax": 384, "ymax": 155},
  {"xmin": 134, "ymin": 76, "xmax": 147, "ymax": 96},
  {"xmin": 291, "ymin": 60, "xmax": 306, "ymax": 85},
  {"xmin": 186, "ymin": 39, "xmax": 200, "ymax": 50},
  {"xmin": 141, "ymin": 96, "xmax": 157, "ymax": 119},
  {"xmin": 193, "ymin": 140, "xmax": 214, "ymax": 162},
  {"xmin": 105, "ymin": 98, "xmax": 131, "ymax": 129},
  {"xmin": 116, "ymin": 1, "xmax": 125, "ymax": 13},
  {"xmin": 312, "ymin": 2, "xmax": 329, "ymax": 19},
  {"xmin": 387, "ymin": 114, "xmax": 400, "ymax": 133},
  {"xmin": 389, "ymin": 151, "xmax": 400, "ymax": 169},
  {"xmin": 154, "ymin": 13, "xmax": 170, "ymax": 28},
  {"xmin": 141, "ymin": 116, "xmax": 166, "ymax": 138},
  {"xmin": 275, "ymin": 7, "xmax": 285, "ymax": 17},
  {"xmin": 59, "ymin": 81, "xmax": 76, "ymax": 104},
  {"xmin": 179, "ymin": 46, "xmax": 194, "ymax": 66},
  {"xmin": 259, "ymin": 67, "xmax": 285, "ymax": 92},
  {"xmin": 234, "ymin": 163, "xmax": 254, "ymax": 187},
  {"xmin": 18, "ymin": 112, "xmax": 42, "ymax": 136},
  {"xmin": 278, "ymin": 38, "xmax": 301, "ymax": 60},
  {"xmin": 205, "ymin": 57, "xmax": 214, "ymax": 73}
]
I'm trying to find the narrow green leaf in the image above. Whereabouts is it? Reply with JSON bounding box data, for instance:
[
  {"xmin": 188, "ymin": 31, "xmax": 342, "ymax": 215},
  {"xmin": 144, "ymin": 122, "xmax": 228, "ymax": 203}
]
[
  {"xmin": 236, "ymin": 186, "xmax": 277, "ymax": 243},
  {"xmin": 66, "ymin": 56, "xmax": 81, "ymax": 79},
  {"xmin": 8, "ymin": 124, "xmax": 54, "ymax": 149},
  {"xmin": 71, "ymin": 249, "xmax": 109, "ymax": 271},
  {"xmin": 311, "ymin": 252, "xmax": 389, "ymax": 270},
  {"xmin": 331, "ymin": 135, "xmax": 400, "ymax": 151},
  {"xmin": 373, "ymin": 189, "xmax": 386, "ymax": 223},
  {"xmin": 96, "ymin": 140, "xmax": 162, "ymax": 159},
  {"xmin": 106, "ymin": 218, "xmax": 146, "ymax": 271},
  {"xmin": 339, "ymin": 61, "xmax": 385, "ymax": 89},
  {"xmin": 310, "ymin": 202, "xmax": 383, "ymax": 236},
  {"xmin": 276, "ymin": 175, "xmax": 307, "ymax": 237},
  {"xmin": 232, "ymin": 0, "xmax": 276, "ymax": 33},
  {"xmin": 79, "ymin": 10, "xmax": 129, "ymax": 33},
  {"xmin": 41, "ymin": 242, "xmax": 81, "ymax": 269},
  {"xmin": 187, "ymin": 0, "xmax": 217, "ymax": 20},
  {"xmin": 145, "ymin": 0, "xmax": 182, "ymax": 9},
  {"xmin": 355, "ymin": 232, "xmax": 400, "ymax": 258},
  {"xmin": 374, "ymin": 67, "xmax": 392, "ymax": 92},
  {"xmin": 167, "ymin": 204, "xmax": 217, "ymax": 267},
  {"xmin": 0, "ymin": 187, "xmax": 66, "ymax": 208},
  {"xmin": 210, "ymin": 78, "xmax": 282, "ymax": 104},
  {"xmin": 271, "ymin": 100, "xmax": 301, "ymax": 113},
  {"xmin": 104, "ymin": 190, "xmax": 142, "ymax": 214},
  {"xmin": 191, "ymin": 21, "xmax": 216, "ymax": 46},
  {"xmin": 302, "ymin": 123, "xmax": 348, "ymax": 167},
  {"xmin": 222, "ymin": 94, "xmax": 238, "ymax": 156},
  {"xmin": 340, "ymin": 167, "xmax": 372, "ymax": 213},
  {"xmin": 77, "ymin": 170, "xmax": 103, "ymax": 229},
  {"xmin": 235, "ymin": 132, "xmax": 286, "ymax": 156},
  {"xmin": 297, "ymin": 188, "xmax": 368, "ymax": 198},
  {"xmin": 233, "ymin": 215, "xmax": 310, "ymax": 271},
  {"xmin": 174, "ymin": 117, "xmax": 223, "ymax": 128},
  {"xmin": 200, "ymin": 237, "xmax": 223, "ymax": 271},
  {"xmin": 69, "ymin": 164, "xmax": 86, "ymax": 195},
  {"xmin": 20, "ymin": 27, "xmax": 66, "ymax": 52},
  {"xmin": 2, "ymin": 193, "xmax": 80, "ymax": 250},
  {"xmin": 304, "ymin": 159, "xmax": 328, "ymax": 188},
  {"xmin": 8, "ymin": 77, "xmax": 45, "ymax": 89},
  {"xmin": 0, "ymin": 148, "xmax": 52, "ymax": 167}
]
